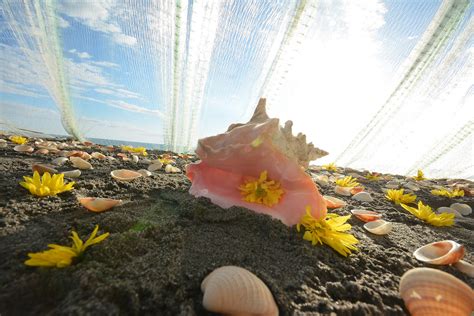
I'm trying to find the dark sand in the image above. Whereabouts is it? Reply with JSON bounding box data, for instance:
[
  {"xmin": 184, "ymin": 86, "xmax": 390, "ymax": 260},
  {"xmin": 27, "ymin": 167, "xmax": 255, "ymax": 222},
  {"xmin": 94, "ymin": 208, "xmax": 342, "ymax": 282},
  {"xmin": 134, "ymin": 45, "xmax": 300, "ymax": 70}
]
[{"xmin": 0, "ymin": 138, "xmax": 473, "ymax": 315}]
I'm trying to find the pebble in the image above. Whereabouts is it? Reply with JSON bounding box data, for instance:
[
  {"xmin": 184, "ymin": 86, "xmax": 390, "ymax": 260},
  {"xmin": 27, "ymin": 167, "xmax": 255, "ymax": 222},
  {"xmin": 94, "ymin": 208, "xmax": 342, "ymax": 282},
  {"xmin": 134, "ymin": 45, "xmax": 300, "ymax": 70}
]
[
  {"xmin": 450, "ymin": 203, "xmax": 472, "ymax": 216},
  {"xmin": 437, "ymin": 207, "xmax": 463, "ymax": 218},
  {"xmin": 352, "ymin": 192, "xmax": 374, "ymax": 202}
]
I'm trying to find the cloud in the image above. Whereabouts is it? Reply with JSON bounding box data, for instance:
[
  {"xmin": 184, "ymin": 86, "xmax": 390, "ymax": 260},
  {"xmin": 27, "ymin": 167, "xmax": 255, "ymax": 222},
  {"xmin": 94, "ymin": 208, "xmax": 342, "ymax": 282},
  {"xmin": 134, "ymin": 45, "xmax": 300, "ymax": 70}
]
[
  {"xmin": 58, "ymin": 16, "xmax": 70, "ymax": 28},
  {"xmin": 68, "ymin": 49, "xmax": 91, "ymax": 59},
  {"xmin": 107, "ymin": 100, "xmax": 165, "ymax": 118}
]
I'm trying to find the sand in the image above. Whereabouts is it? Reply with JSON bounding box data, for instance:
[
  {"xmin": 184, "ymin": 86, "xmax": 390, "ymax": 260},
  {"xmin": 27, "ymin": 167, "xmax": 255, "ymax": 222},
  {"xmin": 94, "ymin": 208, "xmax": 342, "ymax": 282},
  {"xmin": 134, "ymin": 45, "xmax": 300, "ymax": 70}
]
[{"xmin": 0, "ymin": 138, "xmax": 473, "ymax": 315}]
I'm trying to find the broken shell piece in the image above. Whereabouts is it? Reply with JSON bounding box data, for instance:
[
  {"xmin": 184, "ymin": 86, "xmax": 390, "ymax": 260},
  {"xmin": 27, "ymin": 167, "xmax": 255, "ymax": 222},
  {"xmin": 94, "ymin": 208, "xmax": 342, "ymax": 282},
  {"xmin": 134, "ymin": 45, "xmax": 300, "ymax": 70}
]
[
  {"xmin": 323, "ymin": 195, "xmax": 347, "ymax": 209},
  {"xmin": 399, "ymin": 267, "xmax": 474, "ymax": 316},
  {"xmin": 363, "ymin": 220, "xmax": 392, "ymax": 235},
  {"xmin": 52, "ymin": 157, "xmax": 68, "ymax": 166},
  {"xmin": 453, "ymin": 260, "xmax": 474, "ymax": 278},
  {"xmin": 436, "ymin": 207, "xmax": 463, "ymax": 218},
  {"xmin": 62, "ymin": 170, "xmax": 81, "ymax": 178},
  {"xmin": 148, "ymin": 162, "xmax": 163, "ymax": 172},
  {"xmin": 70, "ymin": 156, "xmax": 93, "ymax": 170},
  {"xmin": 14, "ymin": 145, "xmax": 34, "ymax": 153},
  {"xmin": 165, "ymin": 164, "xmax": 181, "ymax": 173},
  {"xmin": 334, "ymin": 186, "xmax": 352, "ymax": 196},
  {"xmin": 91, "ymin": 152, "xmax": 106, "ymax": 160},
  {"xmin": 35, "ymin": 148, "xmax": 49, "ymax": 155},
  {"xmin": 32, "ymin": 164, "xmax": 58, "ymax": 175},
  {"xmin": 413, "ymin": 240, "xmax": 464, "ymax": 265},
  {"xmin": 137, "ymin": 169, "xmax": 152, "ymax": 177},
  {"xmin": 201, "ymin": 266, "xmax": 278, "ymax": 316},
  {"xmin": 132, "ymin": 155, "xmax": 139, "ymax": 163},
  {"xmin": 351, "ymin": 209, "xmax": 381, "ymax": 222},
  {"xmin": 450, "ymin": 203, "xmax": 472, "ymax": 216},
  {"xmin": 111, "ymin": 169, "xmax": 142, "ymax": 182},
  {"xmin": 78, "ymin": 197, "xmax": 122, "ymax": 213},
  {"xmin": 352, "ymin": 192, "xmax": 373, "ymax": 202}
]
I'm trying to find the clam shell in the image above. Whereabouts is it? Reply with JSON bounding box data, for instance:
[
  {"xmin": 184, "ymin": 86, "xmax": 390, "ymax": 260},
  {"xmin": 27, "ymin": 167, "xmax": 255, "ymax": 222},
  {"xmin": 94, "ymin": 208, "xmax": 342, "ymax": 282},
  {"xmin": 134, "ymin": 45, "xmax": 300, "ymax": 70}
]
[
  {"xmin": 70, "ymin": 156, "xmax": 93, "ymax": 170},
  {"xmin": 32, "ymin": 164, "xmax": 58, "ymax": 175},
  {"xmin": 201, "ymin": 266, "xmax": 278, "ymax": 316},
  {"xmin": 323, "ymin": 195, "xmax": 347, "ymax": 209},
  {"xmin": 334, "ymin": 186, "xmax": 352, "ymax": 196},
  {"xmin": 111, "ymin": 169, "xmax": 142, "ymax": 181},
  {"xmin": 352, "ymin": 192, "xmax": 373, "ymax": 202},
  {"xmin": 78, "ymin": 197, "xmax": 122, "ymax": 212},
  {"xmin": 450, "ymin": 203, "xmax": 472, "ymax": 216},
  {"xmin": 399, "ymin": 267, "xmax": 474, "ymax": 316},
  {"xmin": 148, "ymin": 162, "xmax": 163, "ymax": 172},
  {"xmin": 413, "ymin": 240, "xmax": 464, "ymax": 265},
  {"xmin": 62, "ymin": 170, "xmax": 81, "ymax": 178},
  {"xmin": 351, "ymin": 209, "xmax": 381, "ymax": 222},
  {"xmin": 34, "ymin": 148, "xmax": 49, "ymax": 155},
  {"xmin": 363, "ymin": 220, "xmax": 392, "ymax": 235},
  {"xmin": 13, "ymin": 145, "xmax": 34, "ymax": 153},
  {"xmin": 165, "ymin": 164, "xmax": 181, "ymax": 173},
  {"xmin": 453, "ymin": 260, "xmax": 474, "ymax": 278},
  {"xmin": 91, "ymin": 152, "xmax": 106, "ymax": 160},
  {"xmin": 52, "ymin": 157, "xmax": 69, "ymax": 166}
]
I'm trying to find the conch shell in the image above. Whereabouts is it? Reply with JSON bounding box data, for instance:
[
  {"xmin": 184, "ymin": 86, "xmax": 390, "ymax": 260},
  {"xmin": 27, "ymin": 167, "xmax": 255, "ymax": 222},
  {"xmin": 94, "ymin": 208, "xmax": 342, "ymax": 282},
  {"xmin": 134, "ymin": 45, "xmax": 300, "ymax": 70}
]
[
  {"xmin": 201, "ymin": 266, "xmax": 278, "ymax": 316},
  {"xmin": 399, "ymin": 267, "xmax": 474, "ymax": 316},
  {"xmin": 186, "ymin": 99, "xmax": 328, "ymax": 226}
]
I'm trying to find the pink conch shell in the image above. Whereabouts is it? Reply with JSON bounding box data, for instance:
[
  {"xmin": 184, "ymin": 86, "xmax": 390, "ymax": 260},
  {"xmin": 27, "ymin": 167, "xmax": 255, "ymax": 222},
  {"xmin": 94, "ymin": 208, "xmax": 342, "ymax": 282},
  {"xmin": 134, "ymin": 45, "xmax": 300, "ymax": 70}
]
[
  {"xmin": 78, "ymin": 197, "xmax": 122, "ymax": 212},
  {"xmin": 413, "ymin": 240, "xmax": 465, "ymax": 265},
  {"xmin": 186, "ymin": 99, "xmax": 328, "ymax": 226}
]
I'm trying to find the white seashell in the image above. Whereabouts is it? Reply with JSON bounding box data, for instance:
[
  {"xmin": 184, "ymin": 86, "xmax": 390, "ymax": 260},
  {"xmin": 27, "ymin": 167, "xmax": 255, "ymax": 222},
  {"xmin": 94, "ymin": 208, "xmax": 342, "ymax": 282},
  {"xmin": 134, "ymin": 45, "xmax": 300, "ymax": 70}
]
[
  {"xmin": 201, "ymin": 266, "xmax": 278, "ymax": 316},
  {"xmin": 91, "ymin": 152, "xmax": 106, "ymax": 160},
  {"xmin": 62, "ymin": 170, "xmax": 81, "ymax": 178},
  {"xmin": 363, "ymin": 220, "xmax": 392, "ymax": 235},
  {"xmin": 165, "ymin": 164, "xmax": 181, "ymax": 173},
  {"xmin": 132, "ymin": 155, "xmax": 139, "ymax": 163},
  {"xmin": 385, "ymin": 180, "xmax": 399, "ymax": 189},
  {"xmin": 436, "ymin": 207, "xmax": 463, "ymax": 218},
  {"xmin": 450, "ymin": 203, "xmax": 472, "ymax": 216},
  {"xmin": 111, "ymin": 169, "xmax": 142, "ymax": 181},
  {"xmin": 352, "ymin": 192, "xmax": 373, "ymax": 202},
  {"xmin": 148, "ymin": 162, "xmax": 163, "ymax": 172},
  {"xmin": 78, "ymin": 197, "xmax": 122, "ymax": 212},
  {"xmin": 351, "ymin": 209, "xmax": 381, "ymax": 222},
  {"xmin": 453, "ymin": 260, "xmax": 474, "ymax": 278},
  {"xmin": 13, "ymin": 145, "xmax": 34, "ymax": 153},
  {"xmin": 399, "ymin": 267, "xmax": 474, "ymax": 316},
  {"xmin": 334, "ymin": 186, "xmax": 352, "ymax": 196},
  {"xmin": 52, "ymin": 157, "xmax": 68, "ymax": 166},
  {"xmin": 0, "ymin": 139, "xmax": 6, "ymax": 148},
  {"xmin": 70, "ymin": 156, "xmax": 93, "ymax": 170},
  {"xmin": 413, "ymin": 240, "xmax": 464, "ymax": 265},
  {"xmin": 137, "ymin": 169, "xmax": 152, "ymax": 177},
  {"xmin": 313, "ymin": 174, "xmax": 329, "ymax": 186}
]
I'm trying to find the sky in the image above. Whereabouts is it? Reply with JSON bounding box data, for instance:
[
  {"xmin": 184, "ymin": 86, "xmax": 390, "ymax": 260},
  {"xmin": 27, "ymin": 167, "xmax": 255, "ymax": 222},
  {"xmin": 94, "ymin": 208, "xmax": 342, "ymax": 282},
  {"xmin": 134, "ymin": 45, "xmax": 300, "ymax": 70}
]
[{"xmin": 0, "ymin": 0, "xmax": 472, "ymax": 177}]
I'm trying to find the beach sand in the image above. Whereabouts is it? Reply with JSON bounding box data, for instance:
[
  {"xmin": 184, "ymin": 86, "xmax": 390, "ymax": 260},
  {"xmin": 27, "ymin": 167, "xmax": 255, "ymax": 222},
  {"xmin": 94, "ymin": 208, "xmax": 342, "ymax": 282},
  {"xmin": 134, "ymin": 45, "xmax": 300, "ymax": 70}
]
[{"xmin": 0, "ymin": 138, "xmax": 473, "ymax": 315}]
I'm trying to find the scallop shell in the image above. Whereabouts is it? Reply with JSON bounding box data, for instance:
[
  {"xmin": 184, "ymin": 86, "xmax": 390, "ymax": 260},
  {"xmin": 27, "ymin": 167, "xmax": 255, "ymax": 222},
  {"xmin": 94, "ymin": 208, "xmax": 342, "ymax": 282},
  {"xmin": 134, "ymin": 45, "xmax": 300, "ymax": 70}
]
[
  {"xmin": 201, "ymin": 266, "xmax": 278, "ymax": 316},
  {"xmin": 62, "ymin": 170, "xmax": 81, "ymax": 178},
  {"xmin": 78, "ymin": 197, "xmax": 122, "ymax": 212},
  {"xmin": 363, "ymin": 220, "xmax": 392, "ymax": 235},
  {"xmin": 453, "ymin": 260, "xmax": 474, "ymax": 278},
  {"xmin": 165, "ymin": 164, "xmax": 181, "ymax": 173},
  {"xmin": 32, "ymin": 164, "xmax": 58, "ymax": 175},
  {"xmin": 70, "ymin": 156, "xmax": 93, "ymax": 170},
  {"xmin": 413, "ymin": 240, "xmax": 465, "ymax": 265},
  {"xmin": 14, "ymin": 145, "xmax": 34, "ymax": 153},
  {"xmin": 148, "ymin": 162, "xmax": 163, "ymax": 172},
  {"xmin": 399, "ymin": 267, "xmax": 474, "ymax": 316},
  {"xmin": 351, "ymin": 209, "xmax": 381, "ymax": 222},
  {"xmin": 111, "ymin": 169, "xmax": 142, "ymax": 181},
  {"xmin": 334, "ymin": 186, "xmax": 352, "ymax": 196},
  {"xmin": 323, "ymin": 195, "xmax": 347, "ymax": 209},
  {"xmin": 52, "ymin": 157, "xmax": 69, "ymax": 166}
]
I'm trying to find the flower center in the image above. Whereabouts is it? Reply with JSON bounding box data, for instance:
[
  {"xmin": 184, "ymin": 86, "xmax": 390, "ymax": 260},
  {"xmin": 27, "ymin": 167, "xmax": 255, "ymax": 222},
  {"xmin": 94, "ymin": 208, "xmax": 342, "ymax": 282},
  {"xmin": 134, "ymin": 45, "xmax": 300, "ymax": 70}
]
[{"xmin": 239, "ymin": 170, "xmax": 284, "ymax": 207}]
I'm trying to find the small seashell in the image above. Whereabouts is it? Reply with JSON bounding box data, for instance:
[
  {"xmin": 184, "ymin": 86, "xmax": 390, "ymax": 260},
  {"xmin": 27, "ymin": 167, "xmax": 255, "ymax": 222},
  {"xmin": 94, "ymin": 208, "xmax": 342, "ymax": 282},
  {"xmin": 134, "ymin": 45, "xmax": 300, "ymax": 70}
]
[
  {"xmin": 57, "ymin": 150, "xmax": 70, "ymax": 157},
  {"xmin": 436, "ymin": 207, "xmax": 463, "ymax": 218},
  {"xmin": 34, "ymin": 148, "xmax": 49, "ymax": 155},
  {"xmin": 165, "ymin": 164, "xmax": 181, "ymax": 173},
  {"xmin": 70, "ymin": 156, "xmax": 93, "ymax": 170},
  {"xmin": 111, "ymin": 169, "xmax": 142, "ymax": 182},
  {"xmin": 52, "ymin": 157, "xmax": 68, "ymax": 166},
  {"xmin": 78, "ymin": 197, "xmax": 122, "ymax": 213},
  {"xmin": 132, "ymin": 155, "xmax": 139, "ymax": 163},
  {"xmin": 0, "ymin": 139, "xmax": 7, "ymax": 148},
  {"xmin": 351, "ymin": 209, "xmax": 381, "ymax": 222},
  {"xmin": 399, "ymin": 267, "xmax": 474, "ymax": 316},
  {"xmin": 148, "ymin": 162, "xmax": 163, "ymax": 172},
  {"xmin": 385, "ymin": 180, "xmax": 399, "ymax": 189},
  {"xmin": 14, "ymin": 145, "xmax": 34, "ymax": 153},
  {"xmin": 201, "ymin": 266, "xmax": 278, "ymax": 316},
  {"xmin": 334, "ymin": 185, "xmax": 352, "ymax": 196},
  {"xmin": 450, "ymin": 203, "xmax": 472, "ymax": 216},
  {"xmin": 323, "ymin": 195, "xmax": 347, "ymax": 209},
  {"xmin": 453, "ymin": 260, "xmax": 474, "ymax": 278},
  {"xmin": 313, "ymin": 174, "xmax": 329, "ymax": 186},
  {"xmin": 413, "ymin": 240, "xmax": 465, "ymax": 265},
  {"xmin": 352, "ymin": 192, "xmax": 373, "ymax": 202},
  {"xmin": 363, "ymin": 220, "xmax": 392, "ymax": 235},
  {"xmin": 350, "ymin": 187, "xmax": 364, "ymax": 195},
  {"xmin": 91, "ymin": 152, "xmax": 106, "ymax": 160},
  {"xmin": 62, "ymin": 170, "xmax": 81, "ymax": 178},
  {"xmin": 82, "ymin": 141, "xmax": 94, "ymax": 146},
  {"xmin": 137, "ymin": 169, "xmax": 152, "ymax": 177},
  {"xmin": 32, "ymin": 164, "xmax": 58, "ymax": 175}
]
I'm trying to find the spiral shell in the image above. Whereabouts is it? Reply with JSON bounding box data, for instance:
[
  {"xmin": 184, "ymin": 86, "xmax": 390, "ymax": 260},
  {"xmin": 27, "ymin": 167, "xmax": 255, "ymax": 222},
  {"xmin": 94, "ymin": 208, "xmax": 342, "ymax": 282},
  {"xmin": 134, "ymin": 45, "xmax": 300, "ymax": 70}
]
[
  {"xmin": 413, "ymin": 240, "xmax": 465, "ymax": 265},
  {"xmin": 399, "ymin": 267, "xmax": 474, "ymax": 316},
  {"xmin": 201, "ymin": 266, "xmax": 278, "ymax": 316},
  {"xmin": 110, "ymin": 169, "xmax": 142, "ymax": 181},
  {"xmin": 78, "ymin": 197, "xmax": 122, "ymax": 212},
  {"xmin": 363, "ymin": 220, "xmax": 392, "ymax": 235}
]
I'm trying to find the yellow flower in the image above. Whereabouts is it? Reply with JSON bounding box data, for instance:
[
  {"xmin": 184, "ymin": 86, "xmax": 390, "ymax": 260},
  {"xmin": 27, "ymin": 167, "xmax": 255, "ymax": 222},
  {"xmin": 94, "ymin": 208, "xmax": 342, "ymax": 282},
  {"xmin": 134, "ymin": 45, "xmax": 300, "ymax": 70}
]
[
  {"xmin": 9, "ymin": 135, "xmax": 27, "ymax": 144},
  {"xmin": 335, "ymin": 176, "xmax": 359, "ymax": 188},
  {"xmin": 297, "ymin": 206, "xmax": 358, "ymax": 257},
  {"xmin": 322, "ymin": 163, "xmax": 337, "ymax": 172},
  {"xmin": 121, "ymin": 145, "xmax": 148, "ymax": 156},
  {"xmin": 431, "ymin": 188, "xmax": 464, "ymax": 198},
  {"xmin": 239, "ymin": 170, "xmax": 284, "ymax": 207},
  {"xmin": 25, "ymin": 225, "xmax": 109, "ymax": 268},
  {"xmin": 400, "ymin": 201, "xmax": 454, "ymax": 227},
  {"xmin": 413, "ymin": 169, "xmax": 426, "ymax": 181},
  {"xmin": 159, "ymin": 158, "xmax": 174, "ymax": 165},
  {"xmin": 20, "ymin": 171, "xmax": 75, "ymax": 197},
  {"xmin": 385, "ymin": 189, "xmax": 417, "ymax": 205}
]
